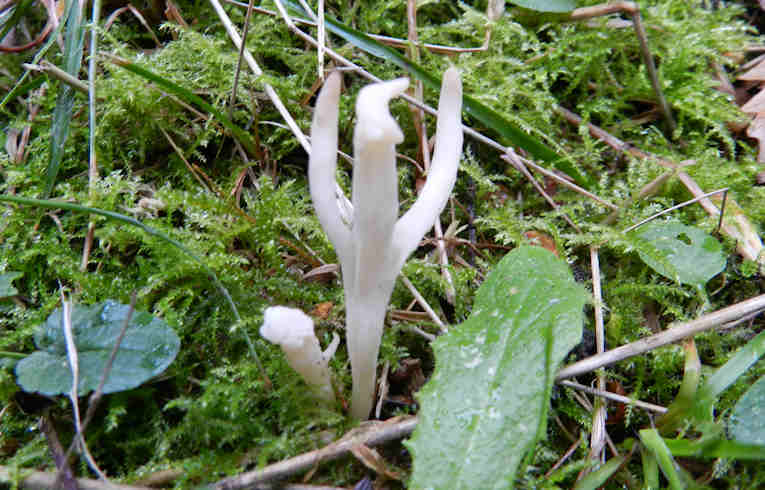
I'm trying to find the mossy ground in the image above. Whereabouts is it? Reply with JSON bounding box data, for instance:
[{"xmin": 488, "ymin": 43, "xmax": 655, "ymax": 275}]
[{"xmin": 1, "ymin": 0, "xmax": 764, "ymax": 487}]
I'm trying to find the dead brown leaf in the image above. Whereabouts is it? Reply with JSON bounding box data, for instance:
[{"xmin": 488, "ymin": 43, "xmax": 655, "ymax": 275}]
[
  {"xmin": 310, "ymin": 301, "xmax": 334, "ymax": 319},
  {"xmin": 302, "ymin": 263, "xmax": 339, "ymax": 283},
  {"xmin": 747, "ymin": 114, "xmax": 765, "ymax": 162},
  {"xmin": 738, "ymin": 58, "xmax": 765, "ymax": 82},
  {"xmin": 523, "ymin": 231, "xmax": 558, "ymax": 257}
]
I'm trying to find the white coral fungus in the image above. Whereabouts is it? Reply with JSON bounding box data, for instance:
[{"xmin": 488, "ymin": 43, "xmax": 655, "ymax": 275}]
[
  {"xmin": 260, "ymin": 306, "xmax": 338, "ymax": 403},
  {"xmin": 309, "ymin": 68, "xmax": 463, "ymax": 419}
]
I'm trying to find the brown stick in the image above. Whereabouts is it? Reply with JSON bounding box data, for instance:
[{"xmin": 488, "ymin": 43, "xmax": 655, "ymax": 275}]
[
  {"xmin": 0, "ymin": 466, "xmax": 342, "ymax": 490},
  {"xmin": 556, "ymin": 293, "xmax": 765, "ymax": 381},
  {"xmin": 212, "ymin": 416, "xmax": 418, "ymax": 489},
  {"xmin": 228, "ymin": 0, "xmax": 257, "ymax": 122},
  {"xmin": 0, "ymin": 466, "xmax": 153, "ymax": 490},
  {"xmin": 559, "ymin": 380, "xmax": 667, "ymax": 414}
]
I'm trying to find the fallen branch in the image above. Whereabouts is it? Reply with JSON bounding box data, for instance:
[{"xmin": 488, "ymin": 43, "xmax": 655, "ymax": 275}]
[
  {"xmin": 559, "ymin": 380, "xmax": 667, "ymax": 414},
  {"xmin": 212, "ymin": 416, "xmax": 418, "ymax": 489},
  {"xmin": 0, "ymin": 465, "xmax": 344, "ymax": 490},
  {"xmin": 556, "ymin": 293, "xmax": 765, "ymax": 381},
  {"xmin": 0, "ymin": 466, "xmax": 153, "ymax": 490}
]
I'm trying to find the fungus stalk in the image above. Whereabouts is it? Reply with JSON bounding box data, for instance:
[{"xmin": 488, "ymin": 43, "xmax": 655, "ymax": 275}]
[
  {"xmin": 309, "ymin": 68, "xmax": 463, "ymax": 419},
  {"xmin": 260, "ymin": 306, "xmax": 339, "ymax": 404}
]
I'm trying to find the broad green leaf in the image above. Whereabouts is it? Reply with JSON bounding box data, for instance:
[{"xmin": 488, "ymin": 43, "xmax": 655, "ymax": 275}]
[
  {"xmin": 407, "ymin": 246, "xmax": 588, "ymax": 489},
  {"xmin": 729, "ymin": 375, "xmax": 765, "ymax": 446},
  {"xmin": 629, "ymin": 221, "xmax": 725, "ymax": 287},
  {"xmin": 282, "ymin": 1, "xmax": 593, "ymax": 189},
  {"xmin": 0, "ymin": 272, "xmax": 22, "ymax": 298},
  {"xmin": 573, "ymin": 456, "xmax": 625, "ymax": 490},
  {"xmin": 15, "ymin": 300, "xmax": 180, "ymax": 396},
  {"xmin": 509, "ymin": 0, "xmax": 576, "ymax": 13}
]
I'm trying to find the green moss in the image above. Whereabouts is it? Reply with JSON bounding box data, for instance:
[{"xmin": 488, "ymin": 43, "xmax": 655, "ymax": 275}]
[{"xmin": 0, "ymin": 0, "xmax": 764, "ymax": 486}]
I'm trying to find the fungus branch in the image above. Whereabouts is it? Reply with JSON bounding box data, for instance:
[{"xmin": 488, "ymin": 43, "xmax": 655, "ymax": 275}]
[{"xmin": 260, "ymin": 306, "xmax": 338, "ymax": 403}]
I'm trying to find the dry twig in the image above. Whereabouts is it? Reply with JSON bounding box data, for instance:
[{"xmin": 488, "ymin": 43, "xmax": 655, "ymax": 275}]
[
  {"xmin": 400, "ymin": 275, "xmax": 447, "ymax": 333},
  {"xmin": 559, "ymin": 380, "xmax": 667, "ymax": 414},
  {"xmin": 556, "ymin": 293, "xmax": 765, "ymax": 380},
  {"xmin": 586, "ymin": 246, "xmax": 607, "ymax": 467},
  {"xmin": 568, "ymin": 1, "xmax": 675, "ymax": 132},
  {"xmin": 212, "ymin": 416, "xmax": 418, "ymax": 489}
]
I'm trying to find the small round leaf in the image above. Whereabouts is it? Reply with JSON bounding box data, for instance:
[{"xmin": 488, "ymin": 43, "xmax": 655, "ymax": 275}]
[
  {"xmin": 630, "ymin": 221, "xmax": 726, "ymax": 287},
  {"xmin": 15, "ymin": 300, "xmax": 180, "ymax": 396}
]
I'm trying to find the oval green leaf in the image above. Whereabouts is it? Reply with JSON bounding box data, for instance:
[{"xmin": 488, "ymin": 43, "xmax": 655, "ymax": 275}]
[
  {"xmin": 407, "ymin": 246, "xmax": 588, "ymax": 489},
  {"xmin": 630, "ymin": 221, "xmax": 726, "ymax": 287},
  {"xmin": 15, "ymin": 300, "xmax": 180, "ymax": 396}
]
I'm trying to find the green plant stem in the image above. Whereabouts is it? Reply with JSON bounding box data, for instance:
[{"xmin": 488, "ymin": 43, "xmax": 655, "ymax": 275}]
[
  {"xmin": 82, "ymin": 0, "xmax": 103, "ymax": 273},
  {"xmin": 106, "ymin": 55, "xmax": 259, "ymax": 156},
  {"xmin": 0, "ymin": 351, "xmax": 26, "ymax": 359},
  {"xmin": 45, "ymin": 0, "xmax": 87, "ymax": 198},
  {"xmin": 639, "ymin": 429, "xmax": 685, "ymax": 490}
]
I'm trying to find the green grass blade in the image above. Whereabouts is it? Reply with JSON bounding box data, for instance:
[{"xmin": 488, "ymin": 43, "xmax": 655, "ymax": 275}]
[
  {"xmin": 662, "ymin": 437, "xmax": 765, "ymax": 460},
  {"xmin": 639, "ymin": 429, "xmax": 686, "ymax": 490},
  {"xmin": 0, "ymin": 0, "xmax": 36, "ymax": 42},
  {"xmin": 281, "ymin": 0, "xmax": 592, "ymax": 188},
  {"xmin": 108, "ymin": 56, "xmax": 259, "ymax": 156},
  {"xmin": 44, "ymin": 0, "xmax": 87, "ymax": 197},
  {"xmin": 693, "ymin": 329, "xmax": 765, "ymax": 421},
  {"xmin": 641, "ymin": 445, "xmax": 660, "ymax": 490},
  {"xmin": 573, "ymin": 456, "xmax": 625, "ymax": 490},
  {"xmin": 0, "ymin": 0, "xmax": 77, "ymax": 112},
  {"xmin": 0, "ymin": 351, "xmax": 26, "ymax": 360},
  {"xmin": 0, "ymin": 76, "xmax": 45, "ymax": 117},
  {"xmin": 0, "ymin": 194, "xmax": 237, "ymax": 317}
]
